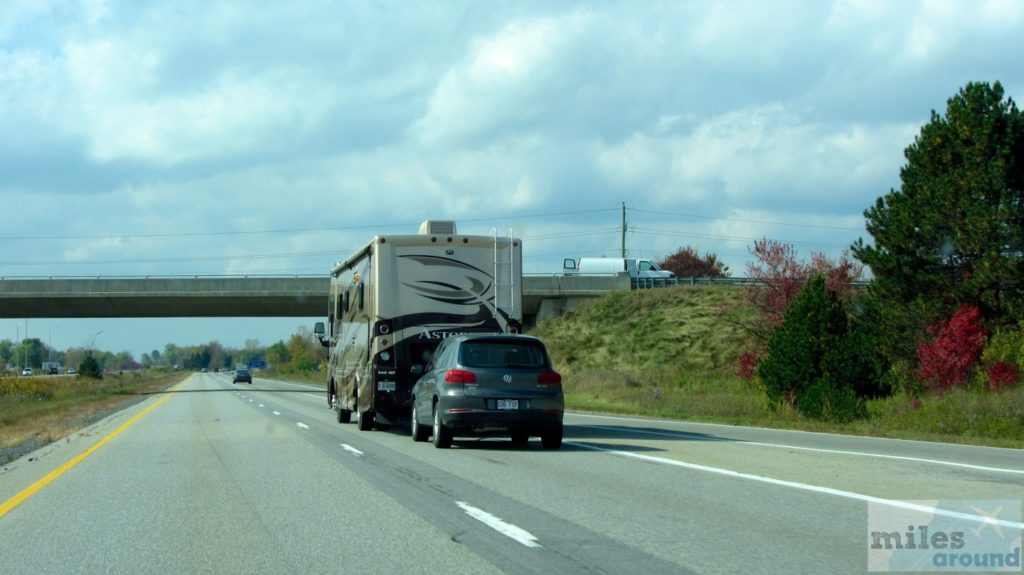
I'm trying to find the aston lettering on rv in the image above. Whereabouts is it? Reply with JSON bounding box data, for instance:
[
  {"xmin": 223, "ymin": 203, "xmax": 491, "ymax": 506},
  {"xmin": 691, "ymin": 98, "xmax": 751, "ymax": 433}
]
[{"xmin": 419, "ymin": 329, "xmax": 467, "ymax": 340}]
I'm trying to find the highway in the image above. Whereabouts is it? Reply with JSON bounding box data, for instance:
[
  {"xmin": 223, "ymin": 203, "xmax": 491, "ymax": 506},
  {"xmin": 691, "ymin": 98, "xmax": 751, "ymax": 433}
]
[{"xmin": 1, "ymin": 373, "xmax": 1021, "ymax": 574}]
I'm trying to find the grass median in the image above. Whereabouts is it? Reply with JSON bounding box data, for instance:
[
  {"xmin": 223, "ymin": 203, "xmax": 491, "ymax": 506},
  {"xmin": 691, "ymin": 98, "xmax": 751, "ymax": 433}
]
[{"xmin": 0, "ymin": 370, "xmax": 189, "ymax": 464}]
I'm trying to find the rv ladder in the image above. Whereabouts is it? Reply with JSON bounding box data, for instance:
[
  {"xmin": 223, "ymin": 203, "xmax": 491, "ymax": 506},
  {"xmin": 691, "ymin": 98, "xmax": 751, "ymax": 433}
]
[{"xmin": 492, "ymin": 229, "xmax": 516, "ymax": 317}]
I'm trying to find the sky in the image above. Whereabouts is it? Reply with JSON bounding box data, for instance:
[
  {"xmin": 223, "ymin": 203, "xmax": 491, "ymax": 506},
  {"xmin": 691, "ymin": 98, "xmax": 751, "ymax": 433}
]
[{"xmin": 2, "ymin": 0, "xmax": 1023, "ymax": 360}]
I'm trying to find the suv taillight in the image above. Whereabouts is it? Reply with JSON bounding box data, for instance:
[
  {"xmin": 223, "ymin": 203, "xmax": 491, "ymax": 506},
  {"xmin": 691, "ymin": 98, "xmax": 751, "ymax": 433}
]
[
  {"xmin": 445, "ymin": 369, "xmax": 477, "ymax": 384},
  {"xmin": 537, "ymin": 371, "xmax": 562, "ymax": 385}
]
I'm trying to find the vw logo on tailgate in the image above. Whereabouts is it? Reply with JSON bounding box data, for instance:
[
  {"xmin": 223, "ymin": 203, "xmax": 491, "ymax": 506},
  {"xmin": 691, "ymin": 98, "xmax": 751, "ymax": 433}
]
[{"xmin": 502, "ymin": 374, "xmax": 513, "ymax": 383}]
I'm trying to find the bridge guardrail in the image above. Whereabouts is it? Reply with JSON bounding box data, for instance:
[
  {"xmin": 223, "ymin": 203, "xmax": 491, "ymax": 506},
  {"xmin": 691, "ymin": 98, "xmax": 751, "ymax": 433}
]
[{"xmin": 631, "ymin": 276, "xmax": 872, "ymax": 289}]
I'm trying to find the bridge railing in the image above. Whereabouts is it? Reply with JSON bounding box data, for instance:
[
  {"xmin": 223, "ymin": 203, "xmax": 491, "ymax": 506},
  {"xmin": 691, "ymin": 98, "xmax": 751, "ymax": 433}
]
[{"xmin": 631, "ymin": 276, "xmax": 872, "ymax": 289}]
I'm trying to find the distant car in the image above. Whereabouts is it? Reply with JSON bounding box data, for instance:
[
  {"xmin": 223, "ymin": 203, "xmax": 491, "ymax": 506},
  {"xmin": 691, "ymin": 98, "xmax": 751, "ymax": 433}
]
[
  {"xmin": 233, "ymin": 368, "xmax": 252, "ymax": 384},
  {"xmin": 21, "ymin": 367, "xmax": 32, "ymax": 376},
  {"xmin": 411, "ymin": 334, "xmax": 563, "ymax": 449},
  {"xmin": 67, "ymin": 368, "xmax": 76, "ymax": 375},
  {"xmin": 201, "ymin": 368, "xmax": 207, "ymax": 373},
  {"xmin": 48, "ymin": 367, "xmax": 59, "ymax": 375}
]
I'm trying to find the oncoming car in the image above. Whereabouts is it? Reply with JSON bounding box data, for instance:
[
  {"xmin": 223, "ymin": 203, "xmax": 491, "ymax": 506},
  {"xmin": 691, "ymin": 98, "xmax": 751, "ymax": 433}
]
[
  {"xmin": 410, "ymin": 334, "xmax": 563, "ymax": 449},
  {"xmin": 233, "ymin": 368, "xmax": 252, "ymax": 384}
]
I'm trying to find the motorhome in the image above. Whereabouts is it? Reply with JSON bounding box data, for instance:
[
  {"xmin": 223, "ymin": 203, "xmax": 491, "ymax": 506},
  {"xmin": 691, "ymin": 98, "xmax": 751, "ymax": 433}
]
[{"xmin": 315, "ymin": 221, "xmax": 522, "ymax": 431}]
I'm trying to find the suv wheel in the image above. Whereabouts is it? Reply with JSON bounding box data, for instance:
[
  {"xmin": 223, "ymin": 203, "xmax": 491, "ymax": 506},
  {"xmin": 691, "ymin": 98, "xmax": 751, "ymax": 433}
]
[
  {"xmin": 432, "ymin": 404, "xmax": 452, "ymax": 448},
  {"xmin": 411, "ymin": 404, "xmax": 430, "ymax": 442},
  {"xmin": 541, "ymin": 425, "xmax": 563, "ymax": 450}
]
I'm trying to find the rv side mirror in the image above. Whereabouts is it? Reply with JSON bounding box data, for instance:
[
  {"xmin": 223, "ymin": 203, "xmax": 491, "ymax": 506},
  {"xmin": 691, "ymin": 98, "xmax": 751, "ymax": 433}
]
[
  {"xmin": 563, "ymin": 258, "xmax": 576, "ymax": 271},
  {"xmin": 313, "ymin": 322, "xmax": 329, "ymax": 347}
]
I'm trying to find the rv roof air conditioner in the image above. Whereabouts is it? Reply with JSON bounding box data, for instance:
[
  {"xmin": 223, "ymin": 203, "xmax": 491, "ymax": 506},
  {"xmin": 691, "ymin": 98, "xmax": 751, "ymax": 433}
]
[{"xmin": 419, "ymin": 220, "xmax": 457, "ymax": 235}]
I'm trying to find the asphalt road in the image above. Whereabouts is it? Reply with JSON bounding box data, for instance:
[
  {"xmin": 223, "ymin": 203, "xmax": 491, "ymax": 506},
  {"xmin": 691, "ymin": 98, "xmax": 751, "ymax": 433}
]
[{"xmin": 1, "ymin": 373, "xmax": 1021, "ymax": 574}]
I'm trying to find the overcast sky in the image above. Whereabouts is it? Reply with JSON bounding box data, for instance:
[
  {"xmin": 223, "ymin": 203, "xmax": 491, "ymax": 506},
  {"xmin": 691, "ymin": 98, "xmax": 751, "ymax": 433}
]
[{"xmin": 2, "ymin": 0, "xmax": 1023, "ymax": 359}]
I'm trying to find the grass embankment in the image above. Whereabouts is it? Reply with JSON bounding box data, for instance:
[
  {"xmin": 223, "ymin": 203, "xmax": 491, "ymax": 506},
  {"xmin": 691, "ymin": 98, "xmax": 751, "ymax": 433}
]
[
  {"xmin": 262, "ymin": 369, "xmax": 325, "ymax": 386},
  {"xmin": 529, "ymin": 286, "xmax": 1024, "ymax": 448},
  {"xmin": 0, "ymin": 370, "xmax": 189, "ymax": 463}
]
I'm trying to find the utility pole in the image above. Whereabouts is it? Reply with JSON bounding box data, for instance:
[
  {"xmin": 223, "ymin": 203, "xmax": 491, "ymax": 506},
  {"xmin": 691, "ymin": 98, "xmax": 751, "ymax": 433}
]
[{"xmin": 620, "ymin": 201, "xmax": 627, "ymax": 258}]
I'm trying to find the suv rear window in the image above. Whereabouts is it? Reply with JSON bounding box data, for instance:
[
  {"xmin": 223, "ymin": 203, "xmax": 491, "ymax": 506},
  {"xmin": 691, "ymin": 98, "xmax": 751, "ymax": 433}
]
[{"xmin": 458, "ymin": 340, "xmax": 548, "ymax": 369}]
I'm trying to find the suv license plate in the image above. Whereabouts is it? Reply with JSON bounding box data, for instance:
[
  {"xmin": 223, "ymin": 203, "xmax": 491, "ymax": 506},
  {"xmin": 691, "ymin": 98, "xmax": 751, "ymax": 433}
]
[
  {"xmin": 377, "ymin": 381, "xmax": 396, "ymax": 392},
  {"xmin": 496, "ymin": 399, "xmax": 519, "ymax": 410}
]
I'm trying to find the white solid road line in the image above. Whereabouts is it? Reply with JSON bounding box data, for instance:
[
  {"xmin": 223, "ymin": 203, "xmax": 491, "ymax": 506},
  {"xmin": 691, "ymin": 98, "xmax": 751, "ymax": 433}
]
[
  {"xmin": 264, "ymin": 379, "xmax": 324, "ymax": 391},
  {"xmin": 570, "ymin": 412, "xmax": 1019, "ymax": 451},
  {"xmin": 567, "ymin": 442, "xmax": 1024, "ymax": 530},
  {"xmin": 456, "ymin": 501, "xmax": 542, "ymax": 549},
  {"xmin": 340, "ymin": 444, "xmax": 364, "ymax": 456},
  {"xmin": 580, "ymin": 425, "xmax": 1024, "ymax": 475},
  {"xmin": 296, "ymin": 422, "xmax": 310, "ymax": 429}
]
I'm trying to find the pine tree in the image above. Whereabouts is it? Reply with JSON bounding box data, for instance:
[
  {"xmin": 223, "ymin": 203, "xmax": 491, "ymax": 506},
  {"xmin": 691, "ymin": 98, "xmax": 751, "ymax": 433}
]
[
  {"xmin": 853, "ymin": 81, "xmax": 1024, "ymax": 327},
  {"xmin": 758, "ymin": 276, "xmax": 867, "ymax": 422}
]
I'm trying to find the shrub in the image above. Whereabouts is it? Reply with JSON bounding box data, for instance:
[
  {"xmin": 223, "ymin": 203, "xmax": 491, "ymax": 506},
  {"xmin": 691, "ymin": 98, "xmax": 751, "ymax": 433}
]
[
  {"xmin": 986, "ymin": 362, "xmax": 1018, "ymax": 391},
  {"xmin": 77, "ymin": 355, "xmax": 103, "ymax": 379},
  {"xmin": 758, "ymin": 276, "xmax": 869, "ymax": 422},
  {"xmin": 974, "ymin": 323, "xmax": 1023, "ymax": 391},
  {"xmin": 736, "ymin": 352, "xmax": 757, "ymax": 381},
  {"xmin": 915, "ymin": 305, "xmax": 985, "ymax": 392}
]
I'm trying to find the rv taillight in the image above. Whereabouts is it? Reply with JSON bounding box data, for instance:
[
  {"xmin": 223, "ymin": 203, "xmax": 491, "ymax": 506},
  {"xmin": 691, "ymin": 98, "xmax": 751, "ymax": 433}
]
[
  {"xmin": 509, "ymin": 326, "xmax": 520, "ymax": 334},
  {"xmin": 537, "ymin": 371, "xmax": 562, "ymax": 385},
  {"xmin": 445, "ymin": 369, "xmax": 477, "ymax": 384}
]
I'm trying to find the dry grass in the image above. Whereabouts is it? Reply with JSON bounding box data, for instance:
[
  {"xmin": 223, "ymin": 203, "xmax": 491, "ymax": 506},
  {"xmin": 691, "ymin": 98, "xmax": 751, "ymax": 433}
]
[{"xmin": 0, "ymin": 371, "xmax": 188, "ymax": 462}]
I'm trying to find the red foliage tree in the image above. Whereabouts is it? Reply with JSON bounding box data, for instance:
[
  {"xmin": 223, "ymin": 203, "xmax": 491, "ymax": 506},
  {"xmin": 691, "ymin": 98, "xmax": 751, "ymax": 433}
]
[
  {"xmin": 915, "ymin": 305, "xmax": 986, "ymax": 392},
  {"xmin": 744, "ymin": 238, "xmax": 863, "ymax": 339},
  {"xmin": 658, "ymin": 247, "xmax": 730, "ymax": 278}
]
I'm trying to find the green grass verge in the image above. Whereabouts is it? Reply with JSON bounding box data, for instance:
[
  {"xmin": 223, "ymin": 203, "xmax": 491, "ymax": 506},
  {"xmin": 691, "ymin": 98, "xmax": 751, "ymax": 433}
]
[{"xmin": 531, "ymin": 286, "xmax": 1024, "ymax": 449}]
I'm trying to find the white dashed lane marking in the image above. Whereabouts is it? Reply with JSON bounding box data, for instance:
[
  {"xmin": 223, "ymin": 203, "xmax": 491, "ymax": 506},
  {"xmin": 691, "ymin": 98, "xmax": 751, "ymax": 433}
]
[
  {"xmin": 340, "ymin": 444, "xmax": 364, "ymax": 457},
  {"xmin": 456, "ymin": 501, "xmax": 542, "ymax": 548}
]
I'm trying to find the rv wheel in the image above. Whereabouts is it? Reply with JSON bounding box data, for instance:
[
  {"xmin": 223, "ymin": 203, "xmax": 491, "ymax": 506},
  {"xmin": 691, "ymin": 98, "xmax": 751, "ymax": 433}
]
[
  {"xmin": 337, "ymin": 407, "xmax": 351, "ymax": 424},
  {"xmin": 356, "ymin": 408, "xmax": 375, "ymax": 431}
]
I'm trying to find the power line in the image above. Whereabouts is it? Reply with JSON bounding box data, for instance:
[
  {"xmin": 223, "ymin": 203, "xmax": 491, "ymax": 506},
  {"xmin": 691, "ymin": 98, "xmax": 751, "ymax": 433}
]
[
  {"xmin": 0, "ymin": 208, "xmax": 619, "ymax": 242},
  {"xmin": 524, "ymin": 226, "xmax": 618, "ymax": 239},
  {"xmin": 629, "ymin": 207, "xmax": 864, "ymax": 231},
  {"xmin": 629, "ymin": 225, "xmax": 854, "ymax": 249},
  {"xmin": 0, "ymin": 250, "xmax": 347, "ymax": 266}
]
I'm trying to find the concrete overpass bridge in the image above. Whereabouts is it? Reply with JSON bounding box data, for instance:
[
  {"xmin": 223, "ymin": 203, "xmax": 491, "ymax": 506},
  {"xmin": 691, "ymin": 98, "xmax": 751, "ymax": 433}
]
[{"xmin": 0, "ymin": 275, "xmax": 631, "ymax": 326}]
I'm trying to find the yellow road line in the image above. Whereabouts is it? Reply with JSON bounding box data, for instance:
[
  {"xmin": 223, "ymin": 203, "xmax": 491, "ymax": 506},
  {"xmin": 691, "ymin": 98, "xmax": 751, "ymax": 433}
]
[{"xmin": 0, "ymin": 380, "xmax": 188, "ymax": 518}]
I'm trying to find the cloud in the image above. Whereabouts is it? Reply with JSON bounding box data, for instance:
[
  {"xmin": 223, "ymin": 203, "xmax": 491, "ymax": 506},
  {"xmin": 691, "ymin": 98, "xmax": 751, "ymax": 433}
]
[
  {"xmin": 0, "ymin": 0, "xmax": 1022, "ymax": 282},
  {"xmin": 597, "ymin": 104, "xmax": 913, "ymax": 218},
  {"xmin": 410, "ymin": 11, "xmax": 593, "ymax": 145}
]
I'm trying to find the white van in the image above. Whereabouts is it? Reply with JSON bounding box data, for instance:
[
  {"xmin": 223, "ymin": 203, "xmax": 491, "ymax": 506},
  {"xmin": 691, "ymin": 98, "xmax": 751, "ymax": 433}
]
[{"xmin": 563, "ymin": 257, "xmax": 675, "ymax": 279}]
